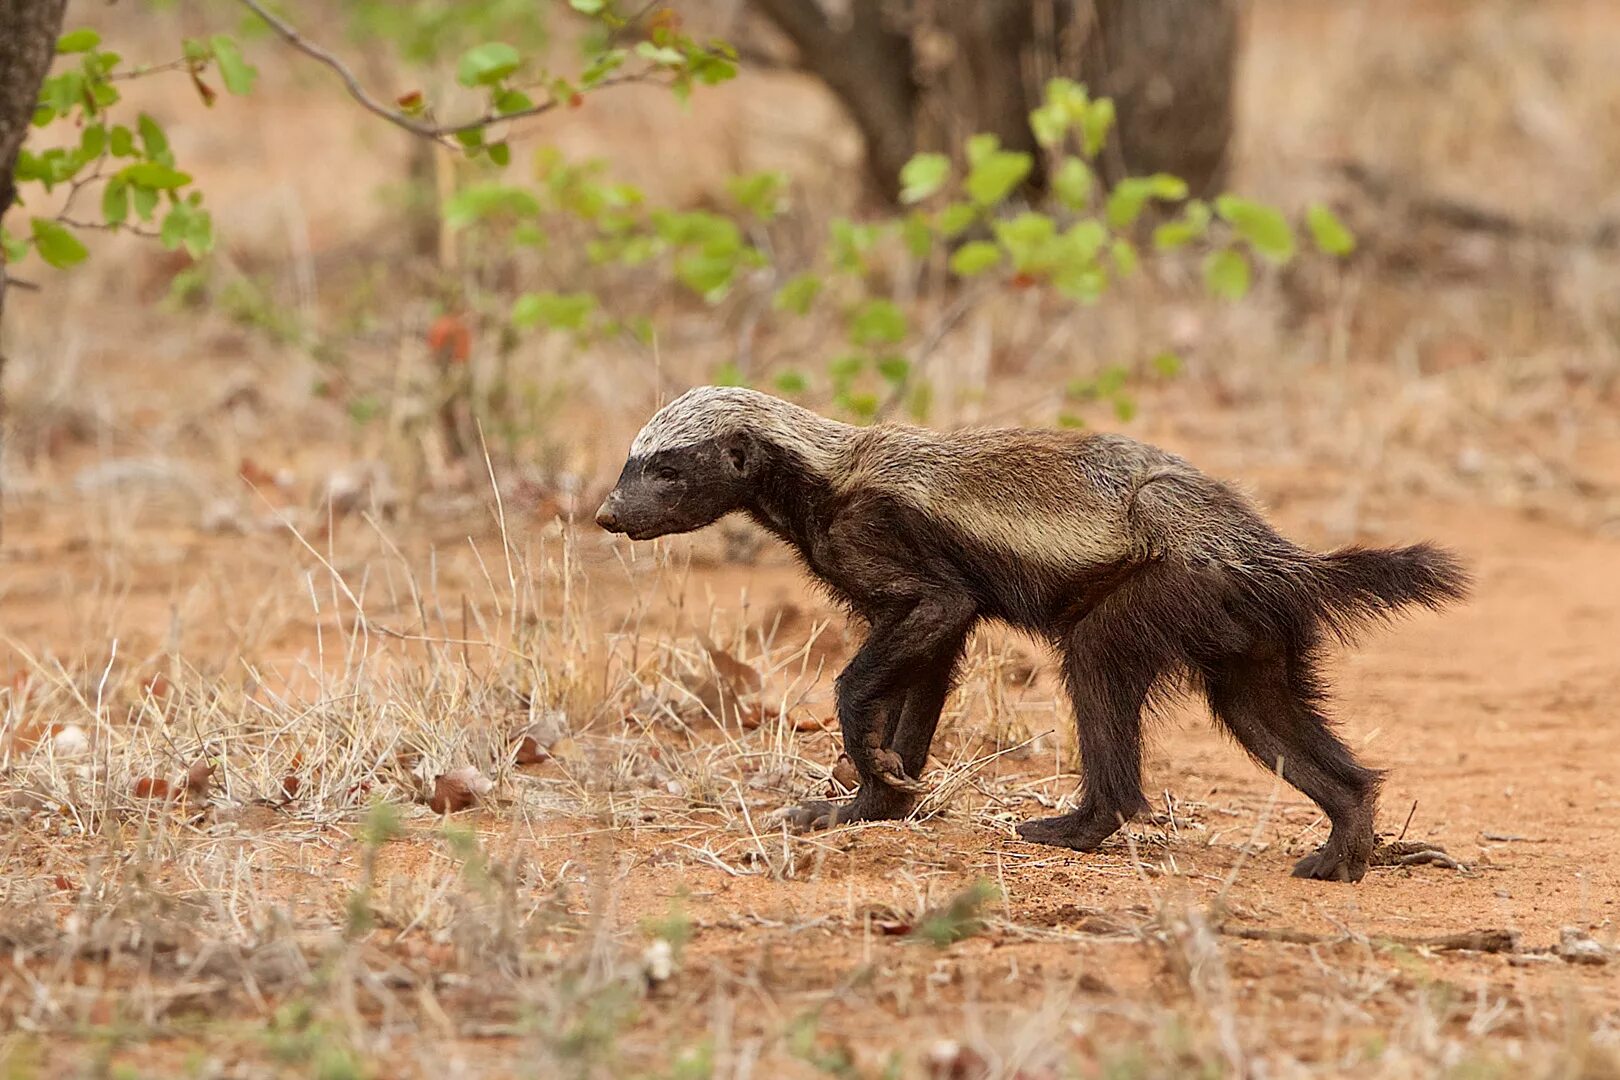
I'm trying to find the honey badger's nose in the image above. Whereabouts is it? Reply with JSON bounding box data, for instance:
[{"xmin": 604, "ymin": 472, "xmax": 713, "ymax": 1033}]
[{"xmin": 594, "ymin": 499, "xmax": 620, "ymax": 531}]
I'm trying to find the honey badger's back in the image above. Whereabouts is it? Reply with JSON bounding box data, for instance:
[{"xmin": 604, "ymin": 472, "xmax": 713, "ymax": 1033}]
[
  {"xmin": 831, "ymin": 423, "xmax": 1285, "ymax": 574},
  {"xmin": 817, "ymin": 419, "xmax": 1465, "ymax": 646}
]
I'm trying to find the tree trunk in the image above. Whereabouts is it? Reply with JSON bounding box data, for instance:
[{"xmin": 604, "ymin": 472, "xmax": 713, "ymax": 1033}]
[
  {"xmin": 748, "ymin": 0, "xmax": 1240, "ymax": 203},
  {"xmin": 0, "ymin": 0, "xmax": 68, "ymax": 545},
  {"xmin": 1076, "ymin": 0, "xmax": 1240, "ymax": 198},
  {"xmin": 748, "ymin": 0, "xmax": 919, "ymax": 202}
]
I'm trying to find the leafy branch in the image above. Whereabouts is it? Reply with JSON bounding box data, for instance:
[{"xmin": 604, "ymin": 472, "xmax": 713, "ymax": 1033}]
[
  {"xmin": 4, "ymin": 1, "xmax": 739, "ymax": 270},
  {"xmin": 234, "ymin": 0, "xmax": 662, "ymax": 146}
]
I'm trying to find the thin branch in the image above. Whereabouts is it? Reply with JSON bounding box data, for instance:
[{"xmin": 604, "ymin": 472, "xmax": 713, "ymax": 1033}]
[
  {"xmin": 57, "ymin": 216, "xmax": 161, "ymax": 239},
  {"xmin": 233, "ymin": 0, "xmax": 657, "ymax": 144},
  {"xmin": 106, "ymin": 58, "xmax": 192, "ymax": 81}
]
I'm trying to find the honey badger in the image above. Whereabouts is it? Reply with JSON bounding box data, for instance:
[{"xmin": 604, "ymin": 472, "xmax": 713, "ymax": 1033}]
[{"xmin": 596, "ymin": 387, "xmax": 1469, "ymax": 882}]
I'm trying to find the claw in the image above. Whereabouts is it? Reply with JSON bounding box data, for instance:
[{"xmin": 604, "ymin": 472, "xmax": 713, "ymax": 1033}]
[{"xmin": 873, "ymin": 767, "xmax": 930, "ymax": 794}]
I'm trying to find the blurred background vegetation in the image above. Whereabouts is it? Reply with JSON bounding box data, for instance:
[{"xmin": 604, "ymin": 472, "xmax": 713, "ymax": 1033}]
[{"xmin": 2, "ymin": 0, "xmax": 1617, "ymax": 536}]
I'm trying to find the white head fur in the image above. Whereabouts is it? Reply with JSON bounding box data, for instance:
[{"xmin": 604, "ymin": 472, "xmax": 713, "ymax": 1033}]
[{"xmin": 629, "ymin": 386, "xmax": 851, "ymax": 470}]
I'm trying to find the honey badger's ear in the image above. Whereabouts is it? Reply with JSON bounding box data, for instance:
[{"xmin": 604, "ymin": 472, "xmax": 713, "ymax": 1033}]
[{"xmin": 719, "ymin": 430, "xmax": 757, "ymax": 476}]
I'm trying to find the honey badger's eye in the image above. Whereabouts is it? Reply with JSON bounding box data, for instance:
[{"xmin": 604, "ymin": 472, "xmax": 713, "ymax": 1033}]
[{"xmin": 651, "ymin": 465, "xmax": 680, "ymax": 482}]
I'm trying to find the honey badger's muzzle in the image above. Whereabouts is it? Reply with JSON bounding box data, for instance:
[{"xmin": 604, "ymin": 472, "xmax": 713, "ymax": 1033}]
[
  {"xmin": 593, "ymin": 495, "xmax": 622, "ymax": 532},
  {"xmin": 595, "ymin": 439, "xmax": 754, "ymax": 541}
]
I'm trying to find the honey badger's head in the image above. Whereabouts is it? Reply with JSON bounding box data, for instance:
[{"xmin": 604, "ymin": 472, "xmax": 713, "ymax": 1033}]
[{"xmin": 596, "ymin": 386, "xmax": 771, "ymax": 540}]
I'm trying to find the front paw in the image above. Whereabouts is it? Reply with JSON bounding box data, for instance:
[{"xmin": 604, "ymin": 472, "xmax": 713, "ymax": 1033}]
[{"xmin": 780, "ymin": 789, "xmax": 916, "ymax": 832}]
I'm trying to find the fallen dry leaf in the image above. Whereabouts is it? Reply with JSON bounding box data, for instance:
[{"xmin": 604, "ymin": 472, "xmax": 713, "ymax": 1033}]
[
  {"xmin": 512, "ymin": 711, "xmax": 568, "ymax": 765},
  {"xmin": 429, "ymin": 766, "xmax": 493, "ymax": 814},
  {"xmin": 794, "ymin": 714, "xmax": 837, "ymax": 732},
  {"xmin": 831, "ymin": 755, "xmax": 860, "ymax": 792},
  {"xmin": 280, "ymin": 775, "xmax": 301, "ymax": 800},
  {"xmin": 185, "ymin": 759, "xmax": 216, "ymax": 801},
  {"xmin": 513, "ymin": 734, "xmax": 549, "ymax": 765},
  {"xmin": 698, "ymin": 633, "xmax": 764, "ymax": 697},
  {"xmin": 133, "ymin": 777, "xmax": 175, "ymax": 801}
]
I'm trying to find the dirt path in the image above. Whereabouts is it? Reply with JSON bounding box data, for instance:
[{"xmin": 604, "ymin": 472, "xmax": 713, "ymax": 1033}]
[{"xmin": 4, "ymin": 477, "xmax": 1618, "ymax": 1077}]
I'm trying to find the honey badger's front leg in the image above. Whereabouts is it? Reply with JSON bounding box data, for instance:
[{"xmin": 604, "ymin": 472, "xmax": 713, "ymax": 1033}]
[{"xmin": 785, "ymin": 595, "xmax": 974, "ymax": 831}]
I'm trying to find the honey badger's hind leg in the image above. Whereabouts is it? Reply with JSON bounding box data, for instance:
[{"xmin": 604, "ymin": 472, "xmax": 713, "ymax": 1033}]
[
  {"xmin": 1203, "ymin": 644, "xmax": 1382, "ymax": 883},
  {"xmin": 1016, "ymin": 566, "xmax": 1175, "ymax": 852}
]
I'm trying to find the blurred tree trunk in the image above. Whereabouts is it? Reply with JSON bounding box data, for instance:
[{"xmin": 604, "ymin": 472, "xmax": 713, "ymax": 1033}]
[
  {"xmin": 0, "ymin": 0, "xmax": 69, "ymax": 543},
  {"xmin": 1076, "ymin": 0, "xmax": 1240, "ymax": 197},
  {"xmin": 748, "ymin": 0, "xmax": 1240, "ymax": 203},
  {"xmin": 749, "ymin": 0, "xmax": 919, "ymax": 202}
]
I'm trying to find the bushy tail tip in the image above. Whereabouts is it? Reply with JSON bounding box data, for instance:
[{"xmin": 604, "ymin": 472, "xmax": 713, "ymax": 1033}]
[{"xmin": 1312, "ymin": 542, "xmax": 1471, "ymax": 633}]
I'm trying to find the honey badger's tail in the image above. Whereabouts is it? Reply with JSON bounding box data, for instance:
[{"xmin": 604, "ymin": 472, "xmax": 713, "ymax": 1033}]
[{"xmin": 1293, "ymin": 542, "xmax": 1471, "ymax": 642}]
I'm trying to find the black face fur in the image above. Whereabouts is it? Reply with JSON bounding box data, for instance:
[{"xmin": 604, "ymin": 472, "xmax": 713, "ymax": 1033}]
[{"xmin": 595, "ymin": 434, "xmax": 755, "ymax": 540}]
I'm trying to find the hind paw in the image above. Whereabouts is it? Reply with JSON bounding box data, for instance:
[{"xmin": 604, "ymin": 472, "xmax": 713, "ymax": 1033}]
[{"xmin": 1292, "ymin": 843, "xmax": 1370, "ymax": 883}]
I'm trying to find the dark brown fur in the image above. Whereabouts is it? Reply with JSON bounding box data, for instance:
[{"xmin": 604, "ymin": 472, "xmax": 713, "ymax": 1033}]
[{"xmin": 598, "ymin": 390, "xmax": 1470, "ymax": 882}]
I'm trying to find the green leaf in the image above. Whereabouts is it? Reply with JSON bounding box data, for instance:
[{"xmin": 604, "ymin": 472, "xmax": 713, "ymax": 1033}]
[
  {"xmin": 487, "ymin": 141, "xmax": 511, "ymax": 167},
  {"xmin": 727, "ymin": 171, "xmax": 786, "ymax": 219},
  {"xmin": 1080, "ymin": 98, "xmax": 1115, "ymax": 158},
  {"xmin": 1202, "ymin": 248, "xmax": 1251, "ymax": 300},
  {"xmin": 131, "ymin": 185, "xmax": 158, "ymax": 222},
  {"xmin": 965, "ymin": 150, "xmax": 1032, "ymax": 207},
  {"xmin": 570, "ymin": 0, "xmax": 606, "ymax": 11},
  {"xmin": 1, "ymin": 227, "xmax": 27, "ymax": 264},
  {"xmin": 773, "ymin": 273, "xmax": 822, "ymax": 315},
  {"xmin": 1029, "ymin": 102, "xmax": 1069, "ymax": 149},
  {"xmin": 1106, "ymin": 174, "xmax": 1188, "ymax": 230},
  {"xmin": 964, "ymin": 134, "xmax": 999, "ymax": 167},
  {"xmin": 79, "ymin": 124, "xmax": 106, "ymax": 161},
  {"xmin": 1110, "ymin": 238, "xmax": 1138, "ymax": 277},
  {"xmin": 1215, "ymin": 195, "xmax": 1295, "ymax": 264},
  {"xmin": 773, "ymin": 369, "xmax": 809, "ymax": 395},
  {"xmin": 635, "ymin": 41, "xmax": 684, "ymax": 66},
  {"xmin": 898, "ymin": 152, "xmax": 949, "ymax": 205},
  {"xmin": 936, "ymin": 202, "xmax": 978, "ymax": 239},
  {"xmin": 31, "ymin": 218, "xmax": 89, "ymax": 269},
  {"xmin": 457, "ymin": 43, "xmax": 522, "ymax": 87},
  {"xmin": 676, "ymin": 251, "xmax": 737, "ymax": 298},
  {"xmin": 848, "ymin": 299, "xmax": 907, "ymax": 346},
  {"xmin": 102, "ymin": 177, "xmax": 129, "ymax": 225},
  {"xmin": 109, "ymin": 125, "xmax": 135, "ymax": 157},
  {"xmin": 828, "ymin": 354, "xmax": 865, "ymax": 384},
  {"xmin": 1052, "ymin": 158, "xmax": 1092, "ymax": 211},
  {"xmin": 160, "ymin": 205, "xmax": 188, "ymax": 250},
  {"xmin": 56, "ymin": 28, "xmax": 101, "ymax": 54},
  {"xmin": 511, "ymin": 291, "xmax": 596, "ymax": 331},
  {"xmin": 949, "ymin": 240, "xmax": 1001, "ymax": 277},
  {"xmin": 876, "ymin": 355, "xmax": 910, "ymax": 385},
  {"xmin": 183, "ymin": 207, "xmax": 214, "ymax": 257},
  {"xmin": 993, "ymin": 213, "xmax": 1056, "ymax": 272},
  {"xmin": 840, "ymin": 391, "xmax": 879, "ymax": 422},
  {"xmin": 1151, "ymin": 351, "xmax": 1183, "ymax": 378},
  {"xmin": 443, "ymin": 183, "xmax": 540, "ymax": 229},
  {"xmin": 210, "ymin": 35, "xmax": 258, "ymax": 95},
  {"xmin": 137, "ymin": 114, "xmax": 170, "ymax": 160},
  {"xmin": 119, "ymin": 162, "xmax": 192, "ymax": 189},
  {"xmin": 1152, "ymin": 200, "xmax": 1211, "ymax": 250},
  {"xmin": 1306, "ymin": 203, "xmax": 1356, "ymax": 256},
  {"xmin": 495, "ymin": 89, "xmax": 534, "ymax": 115},
  {"xmin": 901, "ymin": 212, "xmax": 932, "ymax": 259}
]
